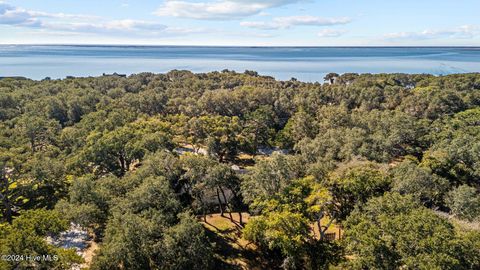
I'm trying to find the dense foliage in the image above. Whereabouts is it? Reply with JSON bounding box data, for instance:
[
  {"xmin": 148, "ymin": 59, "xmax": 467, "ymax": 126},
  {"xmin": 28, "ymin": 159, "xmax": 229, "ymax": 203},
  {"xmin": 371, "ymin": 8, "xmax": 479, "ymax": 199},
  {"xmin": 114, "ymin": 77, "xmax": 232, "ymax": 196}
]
[{"xmin": 1, "ymin": 71, "xmax": 479, "ymax": 269}]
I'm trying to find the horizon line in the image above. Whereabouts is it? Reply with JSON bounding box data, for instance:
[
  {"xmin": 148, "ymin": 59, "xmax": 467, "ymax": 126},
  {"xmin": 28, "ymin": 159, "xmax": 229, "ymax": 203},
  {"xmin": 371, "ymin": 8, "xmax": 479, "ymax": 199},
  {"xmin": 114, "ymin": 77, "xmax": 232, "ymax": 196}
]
[{"xmin": 1, "ymin": 44, "xmax": 480, "ymax": 48}]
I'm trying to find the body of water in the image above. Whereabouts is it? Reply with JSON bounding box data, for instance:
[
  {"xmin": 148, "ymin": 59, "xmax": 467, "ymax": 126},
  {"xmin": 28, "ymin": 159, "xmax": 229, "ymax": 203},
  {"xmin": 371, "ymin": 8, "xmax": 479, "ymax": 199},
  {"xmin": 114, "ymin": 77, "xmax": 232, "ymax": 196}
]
[{"xmin": 0, "ymin": 45, "xmax": 479, "ymax": 81}]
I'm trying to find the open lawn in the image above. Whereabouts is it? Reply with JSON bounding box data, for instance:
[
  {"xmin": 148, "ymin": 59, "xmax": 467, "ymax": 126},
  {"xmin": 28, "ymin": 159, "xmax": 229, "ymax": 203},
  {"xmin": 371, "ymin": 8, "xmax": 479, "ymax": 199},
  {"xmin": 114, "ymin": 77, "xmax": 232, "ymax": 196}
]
[
  {"xmin": 200, "ymin": 212, "xmax": 343, "ymax": 269},
  {"xmin": 201, "ymin": 213, "xmax": 267, "ymax": 270}
]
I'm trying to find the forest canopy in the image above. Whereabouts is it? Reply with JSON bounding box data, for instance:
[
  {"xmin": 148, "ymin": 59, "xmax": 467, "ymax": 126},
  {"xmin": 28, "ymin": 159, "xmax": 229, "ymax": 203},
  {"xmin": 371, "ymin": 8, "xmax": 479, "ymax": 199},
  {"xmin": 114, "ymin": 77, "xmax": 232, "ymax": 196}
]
[{"xmin": 1, "ymin": 71, "xmax": 480, "ymax": 269}]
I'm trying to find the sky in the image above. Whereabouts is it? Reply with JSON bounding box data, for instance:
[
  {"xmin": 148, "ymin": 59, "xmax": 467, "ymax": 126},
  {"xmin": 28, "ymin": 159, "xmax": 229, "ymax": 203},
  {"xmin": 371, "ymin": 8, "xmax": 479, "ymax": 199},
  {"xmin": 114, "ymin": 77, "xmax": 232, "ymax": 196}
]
[{"xmin": 0, "ymin": 0, "xmax": 479, "ymax": 46}]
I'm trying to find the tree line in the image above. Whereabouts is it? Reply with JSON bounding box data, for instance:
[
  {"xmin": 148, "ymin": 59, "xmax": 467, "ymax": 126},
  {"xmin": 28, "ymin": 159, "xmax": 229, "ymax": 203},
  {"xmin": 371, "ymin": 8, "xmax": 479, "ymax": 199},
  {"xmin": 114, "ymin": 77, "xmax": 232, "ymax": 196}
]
[{"xmin": 1, "ymin": 70, "xmax": 480, "ymax": 269}]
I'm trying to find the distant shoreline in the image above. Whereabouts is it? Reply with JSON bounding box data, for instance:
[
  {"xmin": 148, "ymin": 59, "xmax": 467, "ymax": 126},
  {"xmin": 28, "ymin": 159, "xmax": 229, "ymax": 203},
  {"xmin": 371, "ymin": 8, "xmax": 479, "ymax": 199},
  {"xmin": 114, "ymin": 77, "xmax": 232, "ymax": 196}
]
[
  {"xmin": 2, "ymin": 71, "xmax": 480, "ymax": 83},
  {"xmin": 1, "ymin": 44, "xmax": 480, "ymax": 49},
  {"xmin": 1, "ymin": 46, "xmax": 479, "ymax": 81}
]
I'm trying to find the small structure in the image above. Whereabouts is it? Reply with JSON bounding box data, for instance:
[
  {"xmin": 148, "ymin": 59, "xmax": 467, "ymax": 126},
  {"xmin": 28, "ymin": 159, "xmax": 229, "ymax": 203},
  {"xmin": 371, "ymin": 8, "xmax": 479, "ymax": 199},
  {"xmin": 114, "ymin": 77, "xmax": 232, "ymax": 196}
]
[
  {"xmin": 173, "ymin": 146, "xmax": 195, "ymax": 155},
  {"xmin": 102, "ymin": 72, "xmax": 127, "ymax": 78},
  {"xmin": 173, "ymin": 144, "xmax": 208, "ymax": 156},
  {"xmin": 231, "ymin": 164, "xmax": 248, "ymax": 174},
  {"xmin": 0, "ymin": 76, "xmax": 28, "ymax": 80},
  {"xmin": 47, "ymin": 223, "xmax": 96, "ymax": 270},
  {"xmin": 257, "ymin": 147, "xmax": 289, "ymax": 156},
  {"xmin": 324, "ymin": 233, "xmax": 337, "ymax": 241}
]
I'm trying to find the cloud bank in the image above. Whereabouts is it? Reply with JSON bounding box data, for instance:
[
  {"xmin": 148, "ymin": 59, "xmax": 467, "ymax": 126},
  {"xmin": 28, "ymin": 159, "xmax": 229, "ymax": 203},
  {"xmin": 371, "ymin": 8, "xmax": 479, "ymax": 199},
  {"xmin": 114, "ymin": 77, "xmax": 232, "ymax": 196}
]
[
  {"xmin": 0, "ymin": 2, "xmax": 197, "ymax": 37},
  {"xmin": 241, "ymin": 15, "xmax": 351, "ymax": 30},
  {"xmin": 155, "ymin": 0, "xmax": 302, "ymax": 20},
  {"xmin": 318, "ymin": 29, "xmax": 347, "ymax": 37},
  {"xmin": 385, "ymin": 25, "xmax": 479, "ymax": 40}
]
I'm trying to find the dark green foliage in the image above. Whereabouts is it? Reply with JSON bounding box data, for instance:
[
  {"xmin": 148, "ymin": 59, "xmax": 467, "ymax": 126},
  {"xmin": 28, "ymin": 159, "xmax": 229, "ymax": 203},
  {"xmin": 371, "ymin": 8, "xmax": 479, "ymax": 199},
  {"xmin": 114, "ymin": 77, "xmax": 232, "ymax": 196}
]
[
  {"xmin": 446, "ymin": 185, "xmax": 480, "ymax": 221},
  {"xmin": 422, "ymin": 108, "xmax": 480, "ymax": 187},
  {"xmin": 90, "ymin": 176, "xmax": 214, "ymax": 270},
  {"xmin": 326, "ymin": 160, "xmax": 391, "ymax": 221},
  {"xmin": 391, "ymin": 159, "xmax": 450, "ymax": 207},
  {"xmin": 1, "ymin": 72, "xmax": 480, "ymax": 269},
  {"xmin": 241, "ymin": 153, "xmax": 305, "ymax": 205},
  {"xmin": 161, "ymin": 213, "xmax": 215, "ymax": 270},
  {"xmin": 0, "ymin": 209, "xmax": 82, "ymax": 270},
  {"xmin": 55, "ymin": 175, "xmax": 110, "ymax": 235},
  {"xmin": 344, "ymin": 193, "xmax": 478, "ymax": 270}
]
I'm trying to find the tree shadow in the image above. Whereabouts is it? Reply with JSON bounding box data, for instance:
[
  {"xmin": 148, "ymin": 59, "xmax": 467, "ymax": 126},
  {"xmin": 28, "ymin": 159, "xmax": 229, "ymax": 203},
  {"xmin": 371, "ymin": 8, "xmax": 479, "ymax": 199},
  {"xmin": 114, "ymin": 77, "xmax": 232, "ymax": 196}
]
[
  {"xmin": 203, "ymin": 217, "xmax": 281, "ymax": 270},
  {"xmin": 204, "ymin": 228, "xmax": 244, "ymax": 270}
]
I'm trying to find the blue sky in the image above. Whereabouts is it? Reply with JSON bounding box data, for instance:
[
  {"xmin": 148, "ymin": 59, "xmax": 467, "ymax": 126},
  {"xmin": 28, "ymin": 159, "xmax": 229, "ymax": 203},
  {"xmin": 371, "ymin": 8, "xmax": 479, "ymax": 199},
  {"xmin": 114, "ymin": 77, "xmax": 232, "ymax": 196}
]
[{"xmin": 1, "ymin": 0, "xmax": 479, "ymax": 46}]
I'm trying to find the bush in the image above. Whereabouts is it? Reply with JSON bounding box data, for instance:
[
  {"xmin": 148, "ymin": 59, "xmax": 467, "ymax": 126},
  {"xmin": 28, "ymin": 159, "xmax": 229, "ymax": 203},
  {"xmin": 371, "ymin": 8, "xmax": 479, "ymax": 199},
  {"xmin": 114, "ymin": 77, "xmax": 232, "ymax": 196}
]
[{"xmin": 446, "ymin": 185, "xmax": 480, "ymax": 221}]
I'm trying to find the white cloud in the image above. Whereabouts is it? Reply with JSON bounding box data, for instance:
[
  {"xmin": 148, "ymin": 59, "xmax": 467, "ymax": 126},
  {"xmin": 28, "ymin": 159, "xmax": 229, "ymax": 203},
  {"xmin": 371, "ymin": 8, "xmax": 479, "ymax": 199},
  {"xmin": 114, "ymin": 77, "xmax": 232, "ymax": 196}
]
[
  {"xmin": 155, "ymin": 0, "xmax": 301, "ymax": 20},
  {"xmin": 43, "ymin": 20, "xmax": 204, "ymax": 37},
  {"xmin": 318, "ymin": 29, "xmax": 346, "ymax": 37},
  {"xmin": 385, "ymin": 25, "xmax": 479, "ymax": 40},
  {"xmin": 0, "ymin": 2, "xmax": 200, "ymax": 37},
  {"xmin": 241, "ymin": 15, "xmax": 351, "ymax": 30},
  {"xmin": 240, "ymin": 21, "xmax": 278, "ymax": 30},
  {"xmin": 164, "ymin": 26, "xmax": 207, "ymax": 35},
  {"xmin": 0, "ymin": 1, "xmax": 98, "ymax": 25},
  {"xmin": 0, "ymin": 2, "xmax": 41, "ymax": 26},
  {"xmin": 45, "ymin": 20, "xmax": 168, "ymax": 34},
  {"xmin": 28, "ymin": 11, "xmax": 98, "ymax": 20}
]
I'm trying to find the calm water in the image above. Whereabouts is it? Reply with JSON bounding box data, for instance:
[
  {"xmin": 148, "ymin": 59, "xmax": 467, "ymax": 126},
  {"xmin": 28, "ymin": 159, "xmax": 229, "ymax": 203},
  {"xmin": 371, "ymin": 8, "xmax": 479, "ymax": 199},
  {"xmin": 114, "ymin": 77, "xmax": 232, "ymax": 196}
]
[{"xmin": 1, "ymin": 46, "xmax": 479, "ymax": 81}]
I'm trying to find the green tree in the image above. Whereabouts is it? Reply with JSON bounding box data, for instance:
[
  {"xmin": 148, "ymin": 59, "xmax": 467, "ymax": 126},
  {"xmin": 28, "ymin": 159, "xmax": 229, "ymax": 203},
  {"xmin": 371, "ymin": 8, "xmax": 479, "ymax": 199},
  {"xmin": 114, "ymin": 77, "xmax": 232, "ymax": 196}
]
[
  {"xmin": 91, "ymin": 176, "xmax": 214, "ymax": 270},
  {"xmin": 22, "ymin": 155, "xmax": 69, "ymax": 209},
  {"xmin": 0, "ymin": 152, "xmax": 30, "ymax": 224},
  {"xmin": 242, "ymin": 105, "xmax": 277, "ymax": 155},
  {"xmin": 203, "ymin": 116, "xmax": 242, "ymax": 162},
  {"xmin": 243, "ymin": 209, "xmax": 310, "ymax": 269},
  {"xmin": 180, "ymin": 155, "xmax": 216, "ymax": 221},
  {"xmin": 206, "ymin": 163, "xmax": 242, "ymax": 222},
  {"xmin": 82, "ymin": 119, "xmax": 173, "ymax": 176},
  {"xmin": 344, "ymin": 193, "xmax": 474, "ymax": 270},
  {"xmin": 161, "ymin": 213, "xmax": 215, "ymax": 270},
  {"xmin": 15, "ymin": 113, "xmax": 60, "ymax": 153},
  {"xmin": 326, "ymin": 160, "xmax": 391, "ymax": 221},
  {"xmin": 241, "ymin": 153, "xmax": 304, "ymax": 206},
  {"xmin": 445, "ymin": 185, "xmax": 480, "ymax": 221},
  {"xmin": 55, "ymin": 175, "xmax": 109, "ymax": 236},
  {"xmin": 324, "ymin": 73, "xmax": 339, "ymax": 84},
  {"xmin": 281, "ymin": 109, "xmax": 318, "ymax": 145},
  {"xmin": 0, "ymin": 209, "xmax": 82, "ymax": 270},
  {"xmin": 391, "ymin": 159, "xmax": 449, "ymax": 207}
]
